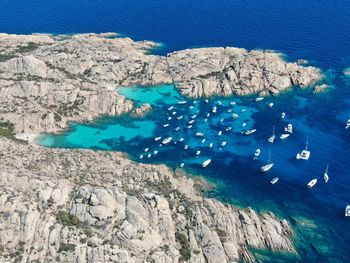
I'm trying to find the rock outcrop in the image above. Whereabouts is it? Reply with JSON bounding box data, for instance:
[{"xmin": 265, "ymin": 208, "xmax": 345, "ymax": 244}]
[
  {"xmin": 0, "ymin": 138, "xmax": 295, "ymax": 263},
  {"xmin": 0, "ymin": 33, "xmax": 322, "ymax": 136}
]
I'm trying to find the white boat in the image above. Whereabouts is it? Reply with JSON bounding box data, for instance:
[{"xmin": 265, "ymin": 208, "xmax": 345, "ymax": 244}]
[
  {"xmin": 168, "ymin": 106, "xmax": 174, "ymax": 111},
  {"xmin": 191, "ymin": 114, "xmax": 197, "ymax": 119},
  {"xmin": 196, "ymin": 150, "xmax": 201, "ymax": 156},
  {"xmin": 180, "ymin": 163, "xmax": 185, "ymax": 168},
  {"xmin": 225, "ymin": 127, "xmax": 232, "ymax": 132},
  {"xmin": 177, "ymin": 116, "xmax": 183, "ymax": 120},
  {"xmin": 324, "ymin": 163, "xmax": 329, "ymax": 183},
  {"xmin": 212, "ymin": 106, "xmax": 217, "ymax": 113},
  {"xmin": 220, "ymin": 118, "xmax": 224, "ymax": 122},
  {"xmin": 345, "ymin": 205, "xmax": 350, "ymax": 217},
  {"xmin": 346, "ymin": 119, "xmax": 350, "ymax": 129},
  {"xmin": 162, "ymin": 137, "xmax": 173, "ymax": 145},
  {"xmin": 268, "ymin": 125, "xmax": 275, "ymax": 143},
  {"xmin": 280, "ymin": 133, "xmax": 290, "ymax": 140},
  {"xmin": 268, "ymin": 102, "xmax": 274, "ymax": 107},
  {"xmin": 281, "ymin": 112, "xmax": 286, "ymax": 119},
  {"xmin": 179, "ymin": 138, "xmax": 184, "ymax": 142},
  {"xmin": 168, "ymin": 116, "xmax": 172, "ymax": 120},
  {"xmin": 284, "ymin": 124, "xmax": 293, "ymax": 133},
  {"xmin": 296, "ymin": 137, "xmax": 311, "ymax": 160},
  {"xmin": 227, "ymin": 109, "xmax": 233, "ymax": 113},
  {"xmin": 221, "ymin": 141, "xmax": 227, "ymax": 147},
  {"xmin": 153, "ymin": 150, "xmax": 158, "ymax": 155},
  {"xmin": 147, "ymin": 154, "xmax": 151, "ymax": 158},
  {"xmin": 218, "ymin": 130, "xmax": 222, "ymax": 136},
  {"xmin": 241, "ymin": 109, "xmax": 247, "ymax": 112},
  {"xmin": 188, "ymin": 119, "xmax": 195, "ymax": 124},
  {"xmin": 196, "ymin": 132, "xmax": 204, "ymax": 137},
  {"xmin": 189, "ymin": 105, "xmax": 194, "ymax": 109},
  {"xmin": 245, "ymin": 129, "xmax": 257, "ymax": 135},
  {"xmin": 187, "ymin": 125, "xmax": 193, "ymax": 129},
  {"xmin": 204, "ymin": 118, "xmax": 208, "ymax": 122},
  {"xmin": 232, "ymin": 113, "xmax": 239, "ymax": 119},
  {"xmin": 144, "ymin": 148, "xmax": 149, "ymax": 152},
  {"xmin": 163, "ymin": 124, "xmax": 169, "ymax": 128},
  {"xmin": 206, "ymin": 113, "xmax": 210, "ymax": 117},
  {"xmin": 172, "ymin": 111, "xmax": 177, "ymax": 115},
  {"xmin": 230, "ymin": 101, "xmax": 236, "ymax": 105},
  {"xmin": 270, "ymin": 177, "xmax": 279, "ymax": 184},
  {"xmin": 139, "ymin": 154, "xmax": 143, "ymax": 159},
  {"xmin": 209, "ymin": 143, "xmax": 213, "ymax": 148},
  {"xmin": 184, "ymin": 144, "xmax": 189, "ymax": 150},
  {"xmin": 154, "ymin": 136, "xmax": 162, "ymax": 141},
  {"xmin": 205, "ymin": 99, "xmax": 209, "ymax": 103},
  {"xmin": 175, "ymin": 127, "xmax": 180, "ymax": 131},
  {"xmin": 242, "ymin": 122, "xmax": 247, "ymax": 127},
  {"xmin": 255, "ymin": 97, "xmax": 264, "ymax": 102},
  {"xmin": 201, "ymin": 138, "xmax": 206, "ymax": 143},
  {"xmin": 217, "ymin": 101, "xmax": 222, "ymax": 105},
  {"xmin": 202, "ymin": 159, "xmax": 211, "ymax": 168},
  {"xmin": 307, "ymin": 179, "xmax": 317, "ymax": 189},
  {"xmin": 178, "ymin": 100, "xmax": 187, "ymax": 104},
  {"xmin": 254, "ymin": 148, "xmax": 261, "ymax": 159},
  {"xmin": 260, "ymin": 151, "xmax": 274, "ymax": 172}
]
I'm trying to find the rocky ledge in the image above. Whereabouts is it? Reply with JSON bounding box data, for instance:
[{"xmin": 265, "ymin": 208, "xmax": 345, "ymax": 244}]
[
  {"xmin": 0, "ymin": 33, "xmax": 322, "ymax": 136},
  {"xmin": 0, "ymin": 138, "xmax": 295, "ymax": 263}
]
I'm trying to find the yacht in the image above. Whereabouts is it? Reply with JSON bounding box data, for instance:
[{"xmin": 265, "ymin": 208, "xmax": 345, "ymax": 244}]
[
  {"xmin": 172, "ymin": 111, "xmax": 177, "ymax": 115},
  {"xmin": 201, "ymin": 138, "xmax": 206, "ymax": 143},
  {"xmin": 196, "ymin": 150, "xmax": 201, "ymax": 156},
  {"xmin": 345, "ymin": 205, "xmax": 350, "ymax": 217},
  {"xmin": 284, "ymin": 124, "xmax": 293, "ymax": 133},
  {"xmin": 189, "ymin": 105, "xmax": 194, "ymax": 109},
  {"xmin": 324, "ymin": 163, "xmax": 329, "ymax": 183},
  {"xmin": 242, "ymin": 122, "xmax": 247, "ymax": 127},
  {"xmin": 254, "ymin": 148, "xmax": 261, "ymax": 159},
  {"xmin": 280, "ymin": 133, "xmax": 290, "ymax": 140},
  {"xmin": 168, "ymin": 106, "xmax": 174, "ymax": 111},
  {"xmin": 147, "ymin": 154, "xmax": 151, "ymax": 158},
  {"xmin": 218, "ymin": 130, "xmax": 222, "ymax": 136},
  {"xmin": 163, "ymin": 124, "xmax": 170, "ymax": 128},
  {"xmin": 255, "ymin": 97, "xmax": 264, "ymax": 102},
  {"xmin": 178, "ymin": 100, "xmax": 187, "ymax": 104},
  {"xmin": 245, "ymin": 129, "xmax": 257, "ymax": 135},
  {"xmin": 162, "ymin": 137, "xmax": 173, "ymax": 145},
  {"xmin": 296, "ymin": 137, "xmax": 311, "ymax": 160},
  {"xmin": 268, "ymin": 125, "xmax": 275, "ymax": 143},
  {"xmin": 191, "ymin": 114, "xmax": 197, "ymax": 119},
  {"xmin": 209, "ymin": 143, "xmax": 213, "ymax": 148},
  {"xmin": 188, "ymin": 119, "xmax": 195, "ymax": 125},
  {"xmin": 232, "ymin": 113, "xmax": 239, "ymax": 119},
  {"xmin": 168, "ymin": 116, "xmax": 172, "ymax": 120},
  {"xmin": 225, "ymin": 127, "xmax": 232, "ymax": 132},
  {"xmin": 270, "ymin": 177, "xmax": 279, "ymax": 184},
  {"xmin": 206, "ymin": 113, "xmax": 210, "ymax": 117},
  {"xmin": 221, "ymin": 141, "xmax": 227, "ymax": 147},
  {"xmin": 175, "ymin": 127, "xmax": 180, "ymax": 131},
  {"xmin": 179, "ymin": 138, "xmax": 184, "ymax": 142},
  {"xmin": 307, "ymin": 179, "xmax": 317, "ymax": 189},
  {"xmin": 202, "ymin": 159, "xmax": 212, "ymax": 168},
  {"xmin": 281, "ymin": 112, "xmax": 286, "ymax": 119},
  {"xmin": 204, "ymin": 118, "xmax": 208, "ymax": 122},
  {"xmin": 153, "ymin": 150, "xmax": 158, "ymax": 155},
  {"xmin": 212, "ymin": 106, "xmax": 217, "ymax": 113},
  {"xmin": 184, "ymin": 144, "xmax": 189, "ymax": 150},
  {"xmin": 139, "ymin": 154, "xmax": 143, "ymax": 159},
  {"xmin": 144, "ymin": 148, "xmax": 149, "ymax": 152},
  {"xmin": 260, "ymin": 151, "xmax": 274, "ymax": 172},
  {"xmin": 196, "ymin": 132, "xmax": 204, "ymax": 137},
  {"xmin": 177, "ymin": 116, "xmax": 183, "ymax": 120},
  {"xmin": 180, "ymin": 163, "xmax": 185, "ymax": 168},
  {"xmin": 187, "ymin": 125, "xmax": 193, "ymax": 129},
  {"xmin": 346, "ymin": 119, "xmax": 350, "ymax": 129},
  {"xmin": 154, "ymin": 136, "xmax": 162, "ymax": 141},
  {"xmin": 205, "ymin": 99, "xmax": 209, "ymax": 103},
  {"xmin": 268, "ymin": 102, "xmax": 274, "ymax": 107}
]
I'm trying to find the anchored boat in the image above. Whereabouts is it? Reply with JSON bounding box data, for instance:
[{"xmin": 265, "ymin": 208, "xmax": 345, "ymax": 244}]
[
  {"xmin": 296, "ymin": 137, "xmax": 311, "ymax": 160},
  {"xmin": 261, "ymin": 151, "xmax": 274, "ymax": 172},
  {"xmin": 307, "ymin": 179, "xmax": 317, "ymax": 189}
]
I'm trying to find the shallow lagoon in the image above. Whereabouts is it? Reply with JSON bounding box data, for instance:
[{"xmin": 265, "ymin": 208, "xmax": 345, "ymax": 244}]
[{"xmin": 40, "ymin": 83, "xmax": 350, "ymax": 261}]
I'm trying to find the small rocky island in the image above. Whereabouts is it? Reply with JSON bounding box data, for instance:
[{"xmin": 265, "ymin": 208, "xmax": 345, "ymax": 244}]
[{"xmin": 0, "ymin": 33, "xmax": 322, "ymax": 262}]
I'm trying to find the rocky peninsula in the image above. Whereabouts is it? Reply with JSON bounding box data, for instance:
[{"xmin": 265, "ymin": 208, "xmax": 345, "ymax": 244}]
[{"xmin": 0, "ymin": 33, "xmax": 322, "ymax": 262}]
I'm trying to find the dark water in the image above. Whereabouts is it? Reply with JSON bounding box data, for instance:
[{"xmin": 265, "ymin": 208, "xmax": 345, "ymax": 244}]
[{"xmin": 2, "ymin": 0, "xmax": 350, "ymax": 261}]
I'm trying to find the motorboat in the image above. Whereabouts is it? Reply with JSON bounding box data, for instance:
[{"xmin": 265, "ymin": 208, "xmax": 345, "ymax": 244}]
[
  {"xmin": 184, "ymin": 144, "xmax": 189, "ymax": 150},
  {"xmin": 191, "ymin": 114, "xmax": 197, "ymax": 119},
  {"xmin": 307, "ymin": 179, "xmax": 317, "ymax": 189},
  {"xmin": 281, "ymin": 112, "xmax": 286, "ymax": 119},
  {"xmin": 178, "ymin": 100, "xmax": 187, "ymax": 104},
  {"xmin": 168, "ymin": 116, "xmax": 172, "ymax": 120},
  {"xmin": 245, "ymin": 129, "xmax": 256, "ymax": 135},
  {"xmin": 177, "ymin": 116, "xmax": 183, "ymax": 120},
  {"xmin": 241, "ymin": 109, "xmax": 247, "ymax": 112},
  {"xmin": 206, "ymin": 113, "xmax": 210, "ymax": 117},
  {"xmin": 162, "ymin": 137, "xmax": 173, "ymax": 145},
  {"xmin": 221, "ymin": 141, "xmax": 227, "ymax": 147},
  {"xmin": 225, "ymin": 127, "xmax": 232, "ymax": 132},
  {"xmin": 280, "ymin": 133, "xmax": 290, "ymax": 140},
  {"xmin": 346, "ymin": 119, "xmax": 350, "ymax": 129},
  {"xmin": 163, "ymin": 124, "xmax": 170, "ymax": 128},
  {"xmin": 188, "ymin": 119, "xmax": 195, "ymax": 125},
  {"xmin": 175, "ymin": 127, "xmax": 180, "ymax": 131},
  {"xmin": 202, "ymin": 159, "xmax": 212, "ymax": 168},
  {"xmin": 187, "ymin": 125, "xmax": 193, "ymax": 129},
  {"xmin": 324, "ymin": 163, "xmax": 329, "ymax": 183},
  {"xmin": 242, "ymin": 122, "xmax": 247, "ymax": 127},
  {"xmin": 144, "ymin": 148, "xmax": 149, "ymax": 152},
  {"xmin": 201, "ymin": 138, "xmax": 206, "ymax": 143},
  {"xmin": 180, "ymin": 163, "xmax": 185, "ymax": 168},
  {"xmin": 209, "ymin": 143, "xmax": 213, "ymax": 148},
  {"xmin": 220, "ymin": 118, "xmax": 224, "ymax": 122},
  {"xmin": 232, "ymin": 113, "xmax": 239, "ymax": 119},
  {"xmin": 172, "ymin": 111, "xmax": 177, "ymax": 115},
  {"xmin": 345, "ymin": 205, "xmax": 350, "ymax": 217},
  {"xmin": 296, "ymin": 137, "xmax": 311, "ymax": 160},
  {"xmin": 196, "ymin": 132, "xmax": 204, "ymax": 137},
  {"xmin": 227, "ymin": 109, "xmax": 233, "ymax": 113},
  {"xmin": 189, "ymin": 105, "xmax": 194, "ymax": 109},
  {"xmin": 260, "ymin": 151, "xmax": 274, "ymax": 172},
  {"xmin": 217, "ymin": 101, "xmax": 222, "ymax": 106},
  {"xmin": 147, "ymin": 154, "xmax": 151, "ymax": 158},
  {"xmin": 168, "ymin": 106, "xmax": 174, "ymax": 111},
  {"xmin": 196, "ymin": 150, "xmax": 201, "ymax": 156},
  {"xmin": 154, "ymin": 136, "xmax": 162, "ymax": 141},
  {"xmin": 204, "ymin": 118, "xmax": 208, "ymax": 122},
  {"xmin": 179, "ymin": 138, "xmax": 184, "ymax": 142},
  {"xmin": 205, "ymin": 99, "xmax": 209, "ymax": 103},
  {"xmin": 218, "ymin": 130, "xmax": 222, "ymax": 136},
  {"xmin": 268, "ymin": 102, "xmax": 274, "ymax": 107},
  {"xmin": 268, "ymin": 125, "xmax": 275, "ymax": 143},
  {"xmin": 284, "ymin": 124, "xmax": 293, "ymax": 133},
  {"xmin": 153, "ymin": 150, "xmax": 158, "ymax": 155},
  {"xmin": 270, "ymin": 177, "xmax": 279, "ymax": 184},
  {"xmin": 139, "ymin": 154, "xmax": 143, "ymax": 159},
  {"xmin": 212, "ymin": 106, "xmax": 217, "ymax": 113},
  {"xmin": 255, "ymin": 97, "xmax": 264, "ymax": 102},
  {"xmin": 230, "ymin": 101, "xmax": 236, "ymax": 105}
]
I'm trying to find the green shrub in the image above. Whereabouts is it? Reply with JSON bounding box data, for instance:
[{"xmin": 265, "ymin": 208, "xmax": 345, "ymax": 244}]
[
  {"xmin": 176, "ymin": 232, "xmax": 191, "ymax": 261},
  {"xmin": 56, "ymin": 210, "xmax": 80, "ymax": 226}
]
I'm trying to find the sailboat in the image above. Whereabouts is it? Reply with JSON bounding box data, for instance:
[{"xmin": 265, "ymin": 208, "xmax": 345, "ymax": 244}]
[
  {"xmin": 324, "ymin": 163, "xmax": 329, "ymax": 183},
  {"xmin": 296, "ymin": 137, "xmax": 311, "ymax": 160},
  {"xmin": 260, "ymin": 151, "xmax": 274, "ymax": 172},
  {"xmin": 253, "ymin": 148, "xmax": 261, "ymax": 160},
  {"xmin": 268, "ymin": 125, "xmax": 275, "ymax": 143}
]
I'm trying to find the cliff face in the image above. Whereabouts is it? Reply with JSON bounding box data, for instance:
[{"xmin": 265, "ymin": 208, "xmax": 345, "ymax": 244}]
[
  {"xmin": 0, "ymin": 33, "xmax": 322, "ymax": 135},
  {"xmin": 0, "ymin": 138, "xmax": 295, "ymax": 263}
]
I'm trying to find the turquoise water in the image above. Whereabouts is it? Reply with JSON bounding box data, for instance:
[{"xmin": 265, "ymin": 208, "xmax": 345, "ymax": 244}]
[{"xmin": 40, "ymin": 83, "xmax": 350, "ymax": 261}]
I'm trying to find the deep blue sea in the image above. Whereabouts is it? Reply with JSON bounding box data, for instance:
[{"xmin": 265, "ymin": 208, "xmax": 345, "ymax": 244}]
[{"xmin": 2, "ymin": 0, "xmax": 350, "ymax": 261}]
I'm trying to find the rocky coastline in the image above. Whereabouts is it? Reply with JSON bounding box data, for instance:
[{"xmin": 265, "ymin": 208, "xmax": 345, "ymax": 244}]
[{"xmin": 0, "ymin": 33, "xmax": 323, "ymax": 262}]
